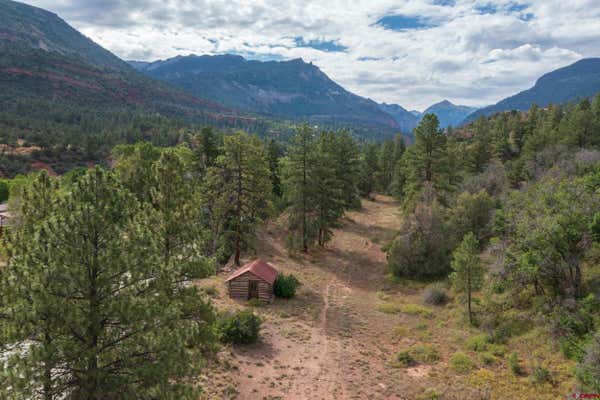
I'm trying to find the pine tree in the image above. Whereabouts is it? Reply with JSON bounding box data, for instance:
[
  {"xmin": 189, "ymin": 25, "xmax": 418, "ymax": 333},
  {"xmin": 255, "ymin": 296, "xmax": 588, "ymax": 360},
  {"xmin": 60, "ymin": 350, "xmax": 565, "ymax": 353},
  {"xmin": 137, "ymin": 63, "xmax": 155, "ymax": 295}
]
[
  {"xmin": 193, "ymin": 127, "xmax": 221, "ymax": 175},
  {"xmin": 450, "ymin": 232, "xmax": 484, "ymax": 325},
  {"xmin": 403, "ymin": 114, "xmax": 450, "ymax": 206},
  {"xmin": 283, "ymin": 128, "xmax": 351, "ymax": 250},
  {"xmin": 2, "ymin": 168, "xmax": 216, "ymax": 399},
  {"xmin": 111, "ymin": 142, "xmax": 161, "ymax": 204},
  {"xmin": 393, "ymin": 133, "xmax": 406, "ymax": 165},
  {"xmin": 283, "ymin": 125, "xmax": 317, "ymax": 252},
  {"xmin": 314, "ymin": 132, "xmax": 345, "ymax": 246},
  {"xmin": 468, "ymin": 117, "xmax": 491, "ymax": 173},
  {"xmin": 1, "ymin": 171, "xmax": 61, "ymax": 400},
  {"xmin": 206, "ymin": 131, "xmax": 272, "ymax": 265},
  {"xmin": 377, "ymin": 139, "xmax": 395, "ymax": 193},
  {"xmin": 331, "ymin": 131, "xmax": 361, "ymax": 209},
  {"xmin": 151, "ymin": 147, "xmax": 214, "ymax": 276},
  {"xmin": 358, "ymin": 143, "xmax": 380, "ymax": 197},
  {"xmin": 266, "ymin": 139, "xmax": 283, "ymax": 198}
]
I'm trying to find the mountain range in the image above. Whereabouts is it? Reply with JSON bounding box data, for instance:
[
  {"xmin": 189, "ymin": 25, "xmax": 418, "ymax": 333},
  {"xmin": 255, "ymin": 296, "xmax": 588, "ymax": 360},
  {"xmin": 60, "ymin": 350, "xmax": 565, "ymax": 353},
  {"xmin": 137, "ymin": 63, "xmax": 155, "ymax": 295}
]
[
  {"xmin": 466, "ymin": 58, "xmax": 600, "ymax": 122},
  {"xmin": 130, "ymin": 54, "xmax": 399, "ymax": 132},
  {"xmin": 0, "ymin": 0, "xmax": 237, "ymax": 124},
  {"xmin": 378, "ymin": 100, "xmax": 477, "ymax": 132},
  {"xmin": 2, "ymin": 0, "xmax": 600, "ymax": 148}
]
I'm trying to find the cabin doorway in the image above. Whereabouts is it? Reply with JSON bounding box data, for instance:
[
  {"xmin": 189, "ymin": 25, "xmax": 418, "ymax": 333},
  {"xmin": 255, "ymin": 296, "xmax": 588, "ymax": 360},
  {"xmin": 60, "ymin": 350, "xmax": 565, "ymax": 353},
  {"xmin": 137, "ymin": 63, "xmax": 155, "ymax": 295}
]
[{"xmin": 248, "ymin": 281, "xmax": 259, "ymax": 300}]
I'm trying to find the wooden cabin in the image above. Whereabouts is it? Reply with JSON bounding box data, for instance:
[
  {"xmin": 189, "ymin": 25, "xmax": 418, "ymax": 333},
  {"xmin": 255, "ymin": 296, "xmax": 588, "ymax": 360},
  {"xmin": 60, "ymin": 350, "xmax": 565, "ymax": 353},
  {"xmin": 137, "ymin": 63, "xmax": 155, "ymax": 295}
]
[{"xmin": 226, "ymin": 259, "xmax": 278, "ymax": 303}]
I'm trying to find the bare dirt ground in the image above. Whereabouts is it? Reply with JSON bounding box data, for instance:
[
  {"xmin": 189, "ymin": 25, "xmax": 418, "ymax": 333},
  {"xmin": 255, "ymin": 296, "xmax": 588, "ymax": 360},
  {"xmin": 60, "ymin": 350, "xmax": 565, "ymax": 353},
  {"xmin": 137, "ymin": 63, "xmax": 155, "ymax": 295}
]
[
  {"xmin": 198, "ymin": 195, "xmax": 422, "ymax": 399},
  {"xmin": 197, "ymin": 194, "xmax": 576, "ymax": 400}
]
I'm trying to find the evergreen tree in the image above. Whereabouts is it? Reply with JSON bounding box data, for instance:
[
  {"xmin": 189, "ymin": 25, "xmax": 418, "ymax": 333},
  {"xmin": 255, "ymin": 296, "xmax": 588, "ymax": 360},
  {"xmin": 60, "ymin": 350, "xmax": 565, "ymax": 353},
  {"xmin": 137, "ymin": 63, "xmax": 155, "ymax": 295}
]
[
  {"xmin": 468, "ymin": 117, "xmax": 492, "ymax": 173},
  {"xmin": 393, "ymin": 133, "xmax": 406, "ymax": 164},
  {"xmin": 314, "ymin": 132, "xmax": 345, "ymax": 246},
  {"xmin": 331, "ymin": 131, "xmax": 361, "ymax": 209},
  {"xmin": 283, "ymin": 125, "xmax": 317, "ymax": 252},
  {"xmin": 111, "ymin": 142, "xmax": 161, "ymax": 204},
  {"xmin": 151, "ymin": 148, "xmax": 214, "ymax": 275},
  {"xmin": 266, "ymin": 139, "xmax": 283, "ymax": 198},
  {"xmin": 377, "ymin": 139, "xmax": 395, "ymax": 193},
  {"xmin": 450, "ymin": 232, "xmax": 484, "ymax": 325},
  {"xmin": 358, "ymin": 143, "xmax": 380, "ymax": 197},
  {"xmin": 2, "ymin": 168, "xmax": 216, "ymax": 399},
  {"xmin": 1, "ymin": 171, "xmax": 61, "ymax": 400},
  {"xmin": 206, "ymin": 131, "xmax": 272, "ymax": 265},
  {"xmin": 403, "ymin": 114, "xmax": 450, "ymax": 207},
  {"xmin": 193, "ymin": 127, "xmax": 222, "ymax": 175}
]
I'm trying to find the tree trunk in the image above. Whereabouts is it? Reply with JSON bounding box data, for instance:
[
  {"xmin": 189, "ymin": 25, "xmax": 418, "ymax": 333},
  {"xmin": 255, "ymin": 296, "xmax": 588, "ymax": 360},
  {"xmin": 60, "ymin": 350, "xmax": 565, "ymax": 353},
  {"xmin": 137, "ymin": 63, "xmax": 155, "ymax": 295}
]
[
  {"xmin": 43, "ymin": 323, "xmax": 53, "ymax": 400},
  {"xmin": 574, "ymin": 263, "xmax": 582, "ymax": 299},
  {"xmin": 235, "ymin": 146, "xmax": 243, "ymax": 266},
  {"xmin": 302, "ymin": 142, "xmax": 308, "ymax": 253},
  {"xmin": 85, "ymin": 235, "xmax": 101, "ymax": 400},
  {"xmin": 467, "ymin": 268, "xmax": 473, "ymax": 325},
  {"xmin": 467, "ymin": 289, "xmax": 473, "ymax": 325}
]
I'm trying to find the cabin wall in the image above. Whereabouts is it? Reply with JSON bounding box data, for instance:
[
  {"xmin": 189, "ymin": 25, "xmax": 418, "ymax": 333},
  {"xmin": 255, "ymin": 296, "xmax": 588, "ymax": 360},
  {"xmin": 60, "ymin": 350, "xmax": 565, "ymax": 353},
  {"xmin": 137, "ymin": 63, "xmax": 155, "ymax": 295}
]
[{"xmin": 227, "ymin": 271, "xmax": 274, "ymax": 303}]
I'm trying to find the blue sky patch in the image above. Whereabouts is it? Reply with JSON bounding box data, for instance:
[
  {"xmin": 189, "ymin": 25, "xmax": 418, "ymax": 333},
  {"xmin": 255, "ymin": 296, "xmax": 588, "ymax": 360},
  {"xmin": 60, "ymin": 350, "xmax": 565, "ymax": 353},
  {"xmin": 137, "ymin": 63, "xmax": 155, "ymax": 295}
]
[
  {"xmin": 293, "ymin": 37, "xmax": 348, "ymax": 52},
  {"xmin": 519, "ymin": 12, "xmax": 535, "ymax": 21},
  {"xmin": 433, "ymin": 0, "xmax": 456, "ymax": 6},
  {"xmin": 507, "ymin": 2, "xmax": 529, "ymax": 13},
  {"xmin": 474, "ymin": 3, "xmax": 498, "ymax": 15},
  {"xmin": 376, "ymin": 15, "xmax": 436, "ymax": 31}
]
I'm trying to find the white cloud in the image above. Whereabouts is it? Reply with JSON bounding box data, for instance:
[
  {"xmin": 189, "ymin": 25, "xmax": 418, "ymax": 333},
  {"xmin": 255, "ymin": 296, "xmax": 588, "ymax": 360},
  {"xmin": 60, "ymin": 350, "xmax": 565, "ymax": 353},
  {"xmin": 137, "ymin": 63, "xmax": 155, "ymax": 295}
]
[{"xmin": 24, "ymin": 0, "xmax": 598, "ymax": 110}]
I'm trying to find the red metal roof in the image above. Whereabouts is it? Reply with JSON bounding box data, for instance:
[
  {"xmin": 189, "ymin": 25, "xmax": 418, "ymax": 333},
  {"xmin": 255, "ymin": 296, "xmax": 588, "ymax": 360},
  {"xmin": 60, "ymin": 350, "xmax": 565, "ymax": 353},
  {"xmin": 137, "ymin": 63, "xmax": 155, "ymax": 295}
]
[{"xmin": 225, "ymin": 259, "xmax": 278, "ymax": 285}]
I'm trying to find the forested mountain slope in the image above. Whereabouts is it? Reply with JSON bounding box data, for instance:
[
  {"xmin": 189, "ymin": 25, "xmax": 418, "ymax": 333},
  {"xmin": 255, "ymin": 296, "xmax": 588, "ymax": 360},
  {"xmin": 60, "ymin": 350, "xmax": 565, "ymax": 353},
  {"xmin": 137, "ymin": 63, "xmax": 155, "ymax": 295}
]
[
  {"xmin": 131, "ymin": 54, "xmax": 400, "ymax": 132},
  {"xmin": 465, "ymin": 58, "xmax": 600, "ymax": 122},
  {"xmin": 0, "ymin": 0, "xmax": 236, "ymax": 120}
]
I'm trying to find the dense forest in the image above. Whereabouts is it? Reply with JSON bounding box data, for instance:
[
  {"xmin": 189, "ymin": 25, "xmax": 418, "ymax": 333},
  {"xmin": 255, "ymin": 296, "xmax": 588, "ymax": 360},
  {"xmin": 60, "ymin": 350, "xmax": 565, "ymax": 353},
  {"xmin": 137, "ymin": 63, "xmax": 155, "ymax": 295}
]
[{"xmin": 0, "ymin": 94, "xmax": 599, "ymax": 397}]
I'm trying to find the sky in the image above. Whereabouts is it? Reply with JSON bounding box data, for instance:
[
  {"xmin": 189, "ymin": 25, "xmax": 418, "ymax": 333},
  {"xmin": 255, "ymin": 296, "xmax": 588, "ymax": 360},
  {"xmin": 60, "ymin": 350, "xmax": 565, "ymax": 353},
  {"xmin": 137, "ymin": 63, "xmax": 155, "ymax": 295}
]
[{"xmin": 24, "ymin": 0, "xmax": 600, "ymax": 110}]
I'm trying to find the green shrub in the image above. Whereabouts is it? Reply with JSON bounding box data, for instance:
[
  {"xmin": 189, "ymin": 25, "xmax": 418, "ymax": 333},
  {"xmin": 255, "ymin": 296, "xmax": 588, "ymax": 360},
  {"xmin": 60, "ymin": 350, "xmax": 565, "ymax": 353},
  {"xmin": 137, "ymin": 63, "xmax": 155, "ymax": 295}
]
[
  {"xmin": 449, "ymin": 352, "xmax": 474, "ymax": 373},
  {"xmin": 400, "ymin": 304, "xmax": 433, "ymax": 318},
  {"xmin": 576, "ymin": 331, "xmax": 600, "ymax": 391},
  {"xmin": 487, "ymin": 343, "xmax": 507, "ymax": 357},
  {"xmin": 387, "ymin": 204, "xmax": 450, "ymax": 279},
  {"xmin": 396, "ymin": 350, "xmax": 415, "ymax": 367},
  {"xmin": 411, "ymin": 345, "xmax": 440, "ymax": 364},
  {"xmin": 376, "ymin": 302, "xmax": 400, "ymax": 314},
  {"xmin": 218, "ymin": 310, "xmax": 262, "ymax": 344},
  {"xmin": 416, "ymin": 389, "xmax": 442, "ymax": 400},
  {"xmin": 480, "ymin": 309, "xmax": 531, "ymax": 344},
  {"xmin": 423, "ymin": 286, "xmax": 448, "ymax": 306},
  {"xmin": 466, "ymin": 334, "xmax": 490, "ymax": 352},
  {"xmin": 202, "ymin": 285, "xmax": 219, "ymax": 298},
  {"xmin": 247, "ymin": 298, "xmax": 264, "ymax": 307},
  {"xmin": 479, "ymin": 352, "xmax": 498, "ymax": 366},
  {"xmin": 532, "ymin": 364, "xmax": 552, "ymax": 384},
  {"xmin": 273, "ymin": 273, "xmax": 301, "ymax": 299},
  {"xmin": 508, "ymin": 352, "xmax": 523, "ymax": 376},
  {"xmin": 448, "ymin": 190, "xmax": 495, "ymax": 245}
]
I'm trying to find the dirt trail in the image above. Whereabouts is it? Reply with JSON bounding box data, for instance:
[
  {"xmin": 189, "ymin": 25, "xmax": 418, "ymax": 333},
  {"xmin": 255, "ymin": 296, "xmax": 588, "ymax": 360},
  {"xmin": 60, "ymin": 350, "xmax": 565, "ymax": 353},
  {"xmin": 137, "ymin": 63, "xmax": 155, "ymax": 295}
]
[{"xmin": 204, "ymin": 195, "xmax": 413, "ymax": 399}]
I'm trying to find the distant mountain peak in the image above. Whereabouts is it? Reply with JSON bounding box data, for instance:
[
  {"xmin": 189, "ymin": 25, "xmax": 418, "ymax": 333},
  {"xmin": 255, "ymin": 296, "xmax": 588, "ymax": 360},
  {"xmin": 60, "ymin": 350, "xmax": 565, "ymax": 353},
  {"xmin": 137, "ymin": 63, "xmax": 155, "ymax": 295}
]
[
  {"xmin": 423, "ymin": 101, "xmax": 477, "ymax": 128},
  {"xmin": 434, "ymin": 99, "xmax": 454, "ymax": 106}
]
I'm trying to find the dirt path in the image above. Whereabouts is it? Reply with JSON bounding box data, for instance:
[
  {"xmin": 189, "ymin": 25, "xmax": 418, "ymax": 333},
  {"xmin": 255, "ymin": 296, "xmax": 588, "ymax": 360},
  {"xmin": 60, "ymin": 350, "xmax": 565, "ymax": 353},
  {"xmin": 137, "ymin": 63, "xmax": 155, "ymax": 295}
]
[{"xmin": 201, "ymin": 195, "xmax": 415, "ymax": 399}]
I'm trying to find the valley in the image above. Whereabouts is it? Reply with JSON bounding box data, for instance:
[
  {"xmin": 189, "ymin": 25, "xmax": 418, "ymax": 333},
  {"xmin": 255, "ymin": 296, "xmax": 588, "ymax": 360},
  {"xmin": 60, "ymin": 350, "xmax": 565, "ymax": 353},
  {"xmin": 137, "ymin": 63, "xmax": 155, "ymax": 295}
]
[
  {"xmin": 1, "ymin": 1, "xmax": 600, "ymax": 399},
  {"xmin": 197, "ymin": 196, "xmax": 579, "ymax": 400}
]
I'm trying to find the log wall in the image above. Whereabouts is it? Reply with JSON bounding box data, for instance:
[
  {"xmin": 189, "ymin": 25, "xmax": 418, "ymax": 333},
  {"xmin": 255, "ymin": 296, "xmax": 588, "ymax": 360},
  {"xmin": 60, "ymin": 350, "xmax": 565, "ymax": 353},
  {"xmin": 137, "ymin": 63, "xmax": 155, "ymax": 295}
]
[{"xmin": 227, "ymin": 271, "xmax": 274, "ymax": 303}]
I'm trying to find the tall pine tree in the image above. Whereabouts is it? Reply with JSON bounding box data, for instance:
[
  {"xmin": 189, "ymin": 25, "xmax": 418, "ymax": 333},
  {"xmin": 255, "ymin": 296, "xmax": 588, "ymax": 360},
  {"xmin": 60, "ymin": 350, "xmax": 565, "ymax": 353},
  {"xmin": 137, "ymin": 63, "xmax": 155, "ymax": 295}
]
[{"xmin": 206, "ymin": 131, "xmax": 272, "ymax": 265}]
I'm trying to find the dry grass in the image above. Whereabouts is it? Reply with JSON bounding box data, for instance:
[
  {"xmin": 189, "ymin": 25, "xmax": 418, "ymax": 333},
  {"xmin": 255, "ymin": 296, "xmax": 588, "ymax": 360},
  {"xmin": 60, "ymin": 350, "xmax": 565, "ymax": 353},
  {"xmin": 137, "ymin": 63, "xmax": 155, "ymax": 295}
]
[{"xmin": 196, "ymin": 194, "xmax": 577, "ymax": 400}]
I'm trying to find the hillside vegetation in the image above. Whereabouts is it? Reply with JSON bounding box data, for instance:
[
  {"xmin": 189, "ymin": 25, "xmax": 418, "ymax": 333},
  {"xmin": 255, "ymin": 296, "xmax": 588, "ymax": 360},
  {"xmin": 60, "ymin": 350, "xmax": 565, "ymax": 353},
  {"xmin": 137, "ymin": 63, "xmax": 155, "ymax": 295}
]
[{"xmin": 1, "ymin": 92, "xmax": 599, "ymax": 398}]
